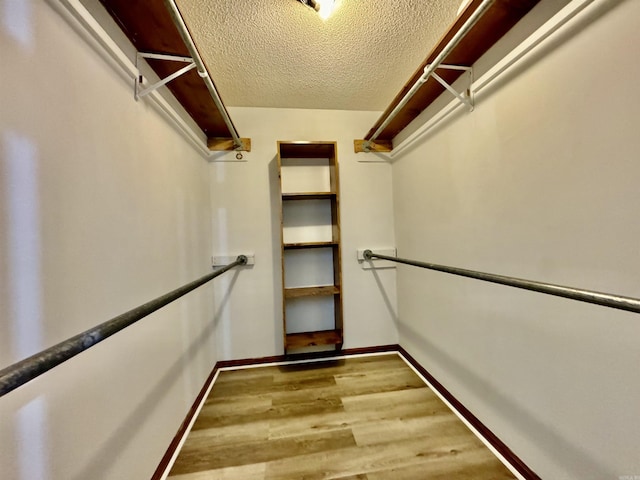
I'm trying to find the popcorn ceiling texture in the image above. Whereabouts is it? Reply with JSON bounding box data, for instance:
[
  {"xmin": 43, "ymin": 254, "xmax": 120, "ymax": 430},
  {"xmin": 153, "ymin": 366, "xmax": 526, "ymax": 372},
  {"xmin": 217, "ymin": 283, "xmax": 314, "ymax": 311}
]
[{"xmin": 176, "ymin": 0, "xmax": 461, "ymax": 111}]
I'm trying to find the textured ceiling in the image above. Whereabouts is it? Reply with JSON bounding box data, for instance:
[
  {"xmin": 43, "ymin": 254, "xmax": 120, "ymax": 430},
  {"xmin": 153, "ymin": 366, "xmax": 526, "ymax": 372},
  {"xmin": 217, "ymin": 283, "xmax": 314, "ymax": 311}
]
[{"xmin": 175, "ymin": 0, "xmax": 463, "ymax": 111}]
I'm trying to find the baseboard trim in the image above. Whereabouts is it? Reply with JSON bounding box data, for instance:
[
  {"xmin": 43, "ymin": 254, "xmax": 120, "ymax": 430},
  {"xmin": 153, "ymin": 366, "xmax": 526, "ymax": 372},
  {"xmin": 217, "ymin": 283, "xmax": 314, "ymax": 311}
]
[
  {"xmin": 216, "ymin": 344, "xmax": 401, "ymax": 369},
  {"xmin": 151, "ymin": 343, "xmax": 539, "ymax": 480},
  {"xmin": 150, "ymin": 362, "xmax": 222, "ymax": 480},
  {"xmin": 397, "ymin": 346, "xmax": 541, "ymax": 480}
]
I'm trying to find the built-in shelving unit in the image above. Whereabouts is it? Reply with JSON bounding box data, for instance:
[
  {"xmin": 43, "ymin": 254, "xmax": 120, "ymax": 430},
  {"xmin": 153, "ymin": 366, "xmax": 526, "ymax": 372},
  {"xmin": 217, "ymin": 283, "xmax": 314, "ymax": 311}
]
[{"xmin": 277, "ymin": 141, "xmax": 343, "ymax": 354}]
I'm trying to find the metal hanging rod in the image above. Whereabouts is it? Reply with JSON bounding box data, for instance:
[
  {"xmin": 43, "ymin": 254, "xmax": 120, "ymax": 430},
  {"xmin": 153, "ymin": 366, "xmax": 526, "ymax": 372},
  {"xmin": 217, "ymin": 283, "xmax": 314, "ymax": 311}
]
[
  {"xmin": 363, "ymin": 250, "xmax": 640, "ymax": 314},
  {"xmin": 366, "ymin": 0, "xmax": 495, "ymax": 148},
  {"xmin": 0, "ymin": 256, "xmax": 248, "ymax": 398},
  {"xmin": 162, "ymin": 0, "xmax": 245, "ymax": 151}
]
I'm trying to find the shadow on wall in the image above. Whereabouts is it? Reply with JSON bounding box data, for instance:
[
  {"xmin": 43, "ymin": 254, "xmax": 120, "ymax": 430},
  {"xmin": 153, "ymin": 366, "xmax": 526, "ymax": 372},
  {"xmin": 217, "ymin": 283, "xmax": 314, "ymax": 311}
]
[
  {"xmin": 368, "ymin": 265, "xmax": 399, "ymax": 324},
  {"xmin": 213, "ymin": 269, "xmax": 241, "ymax": 360},
  {"xmin": 397, "ymin": 320, "xmax": 610, "ymax": 479},
  {"xmin": 71, "ymin": 312, "xmax": 218, "ymax": 480},
  {"xmin": 475, "ymin": 0, "xmax": 630, "ymax": 106},
  {"xmin": 269, "ymin": 156, "xmax": 284, "ymax": 353}
]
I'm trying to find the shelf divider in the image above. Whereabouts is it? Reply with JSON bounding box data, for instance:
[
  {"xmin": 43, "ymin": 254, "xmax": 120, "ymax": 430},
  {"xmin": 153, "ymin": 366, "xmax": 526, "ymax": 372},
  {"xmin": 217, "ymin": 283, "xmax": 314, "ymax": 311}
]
[
  {"xmin": 284, "ymin": 285, "xmax": 340, "ymax": 298},
  {"xmin": 284, "ymin": 241, "xmax": 338, "ymax": 250}
]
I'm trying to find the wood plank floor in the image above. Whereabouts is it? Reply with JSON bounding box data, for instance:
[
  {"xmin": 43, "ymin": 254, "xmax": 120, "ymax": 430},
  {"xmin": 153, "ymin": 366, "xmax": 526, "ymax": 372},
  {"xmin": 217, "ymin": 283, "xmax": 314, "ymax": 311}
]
[{"xmin": 167, "ymin": 354, "xmax": 516, "ymax": 479}]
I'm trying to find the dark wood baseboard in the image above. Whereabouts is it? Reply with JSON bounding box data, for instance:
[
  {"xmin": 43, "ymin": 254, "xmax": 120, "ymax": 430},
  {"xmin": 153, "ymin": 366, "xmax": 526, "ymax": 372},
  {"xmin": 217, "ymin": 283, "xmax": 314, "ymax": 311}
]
[
  {"xmin": 397, "ymin": 346, "xmax": 541, "ymax": 480},
  {"xmin": 150, "ymin": 360, "xmax": 222, "ymax": 480},
  {"xmin": 152, "ymin": 343, "xmax": 538, "ymax": 480},
  {"xmin": 217, "ymin": 344, "xmax": 401, "ymax": 369}
]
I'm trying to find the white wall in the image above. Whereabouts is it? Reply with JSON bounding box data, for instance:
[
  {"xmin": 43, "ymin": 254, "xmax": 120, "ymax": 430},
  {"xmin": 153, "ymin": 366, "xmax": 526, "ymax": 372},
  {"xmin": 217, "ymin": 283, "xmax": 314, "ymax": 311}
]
[
  {"xmin": 391, "ymin": 0, "xmax": 640, "ymax": 478},
  {"xmin": 209, "ymin": 107, "xmax": 398, "ymax": 359},
  {"xmin": 0, "ymin": 2, "xmax": 217, "ymax": 479}
]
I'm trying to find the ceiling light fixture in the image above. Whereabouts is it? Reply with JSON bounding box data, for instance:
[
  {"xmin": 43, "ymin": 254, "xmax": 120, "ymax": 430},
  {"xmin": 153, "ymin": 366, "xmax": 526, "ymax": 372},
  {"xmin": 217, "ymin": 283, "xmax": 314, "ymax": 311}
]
[{"xmin": 297, "ymin": 0, "xmax": 337, "ymax": 20}]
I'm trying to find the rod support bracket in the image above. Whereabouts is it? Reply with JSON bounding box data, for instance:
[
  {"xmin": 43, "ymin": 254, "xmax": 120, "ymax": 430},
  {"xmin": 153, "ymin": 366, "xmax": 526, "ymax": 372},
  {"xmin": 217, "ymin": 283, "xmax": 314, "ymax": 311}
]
[
  {"xmin": 236, "ymin": 255, "xmax": 248, "ymax": 265},
  {"xmin": 363, "ymin": 249, "xmax": 373, "ymax": 260},
  {"xmin": 423, "ymin": 64, "xmax": 474, "ymax": 111},
  {"xmin": 135, "ymin": 52, "xmax": 196, "ymax": 100},
  {"xmin": 354, "ymin": 140, "xmax": 393, "ymax": 153}
]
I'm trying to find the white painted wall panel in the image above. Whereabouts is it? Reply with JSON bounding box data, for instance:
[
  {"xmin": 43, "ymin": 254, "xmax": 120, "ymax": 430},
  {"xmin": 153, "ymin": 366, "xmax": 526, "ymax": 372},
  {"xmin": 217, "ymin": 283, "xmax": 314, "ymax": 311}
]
[
  {"xmin": 210, "ymin": 107, "xmax": 398, "ymax": 359},
  {"xmin": 284, "ymin": 249, "xmax": 335, "ymax": 288},
  {"xmin": 0, "ymin": 2, "xmax": 215, "ymax": 479},
  {"xmin": 392, "ymin": 1, "xmax": 640, "ymax": 478},
  {"xmin": 280, "ymin": 158, "xmax": 332, "ymax": 193},
  {"xmin": 282, "ymin": 200, "xmax": 334, "ymax": 244}
]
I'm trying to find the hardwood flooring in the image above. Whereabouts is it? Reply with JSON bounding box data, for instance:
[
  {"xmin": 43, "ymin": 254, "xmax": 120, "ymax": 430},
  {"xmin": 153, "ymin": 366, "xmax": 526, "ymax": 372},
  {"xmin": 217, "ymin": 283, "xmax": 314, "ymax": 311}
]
[{"xmin": 167, "ymin": 354, "xmax": 516, "ymax": 479}]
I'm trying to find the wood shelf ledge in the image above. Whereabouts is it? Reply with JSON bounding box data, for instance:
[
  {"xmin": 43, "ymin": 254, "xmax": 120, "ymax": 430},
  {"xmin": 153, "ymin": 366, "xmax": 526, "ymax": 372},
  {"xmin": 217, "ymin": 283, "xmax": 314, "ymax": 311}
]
[
  {"xmin": 284, "ymin": 241, "xmax": 338, "ymax": 250},
  {"xmin": 282, "ymin": 192, "xmax": 336, "ymax": 201},
  {"xmin": 284, "ymin": 286, "xmax": 340, "ymax": 298},
  {"xmin": 286, "ymin": 330, "xmax": 343, "ymax": 349}
]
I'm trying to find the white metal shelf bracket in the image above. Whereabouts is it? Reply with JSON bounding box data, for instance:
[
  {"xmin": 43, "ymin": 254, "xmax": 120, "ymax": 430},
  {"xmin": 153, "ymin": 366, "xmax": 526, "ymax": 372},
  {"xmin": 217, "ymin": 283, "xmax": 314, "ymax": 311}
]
[
  {"xmin": 135, "ymin": 52, "xmax": 196, "ymax": 100},
  {"xmin": 423, "ymin": 64, "xmax": 474, "ymax": 111}
]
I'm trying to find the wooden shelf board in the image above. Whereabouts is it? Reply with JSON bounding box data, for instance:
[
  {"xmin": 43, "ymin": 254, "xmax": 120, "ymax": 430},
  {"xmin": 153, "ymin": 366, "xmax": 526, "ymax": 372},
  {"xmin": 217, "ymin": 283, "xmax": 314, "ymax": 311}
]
[
  {"xmin": 284, "ymin": 286, "xmax": 340, "ymax": 298},
  {"xmin": 278, "ymin": 142, "xmax": 336, "ymax": 159},
  {"xmin": 284, "ymin": 241, "xmax": 338, "ymax": 250},
  {"xmin": 364, "ymin": 0, "xmax": 540, "ymax": 142},
  {"xmin": 286, "ymin": 330, "xmax": 343, "ymax": 349},
  {"xmin": 282, "ymin": 192, "xmax": 336, "ymax": 201}
]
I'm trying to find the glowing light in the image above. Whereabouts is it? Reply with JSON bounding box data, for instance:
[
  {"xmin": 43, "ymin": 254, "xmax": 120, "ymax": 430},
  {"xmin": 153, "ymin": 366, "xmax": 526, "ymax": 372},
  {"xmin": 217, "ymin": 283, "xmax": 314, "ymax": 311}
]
[
  {"xmin": 3, "ymin": 131, "xmax": 49, "ymax": 479},
  {"xmin": 18, "ymin": 399, "xmax": 49, "ymax": 480},
  {"xmin": 316, "ymin": 0, "xmax": 336, "ymax": 20},
  {"xmin": 297, "ymin": 0, "xmax": 339, "ymax": 20},
  {"xmin": 3, "ymin": 131, "xmax": 42, "ymax": 359},
  {"xmin": 1, "ymin": 0, "xmax": 34, "ymax": 49}
]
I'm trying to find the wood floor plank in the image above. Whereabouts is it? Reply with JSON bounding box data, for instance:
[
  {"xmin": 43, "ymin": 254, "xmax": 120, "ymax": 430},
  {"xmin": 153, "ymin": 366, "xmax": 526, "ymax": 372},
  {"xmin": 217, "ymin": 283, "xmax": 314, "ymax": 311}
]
[
  {"xmin": 268, "ymin": 388, "xmax": 447, "ymax": 440},
  {"xmin": 195, "ymin": 395, "xmax": 344, "ymax": 432},
  {"xmin": 333, "ymin": 367, "xmax": 426, "ymax": 396},
  {"xmin": 169, "ymin": 428, "xmax": 356, "ymax": 475},
  {"xmin": 267, "ymin": 407, "xmax": 350, "ymax": 440},
  {"xmin": 365, "ymin": 448, "xmax": 516, "ymax": 480},
  {"xmin": 263, "ymin": 432, "xmax": 506, "ymax": 479},
  {"xmin": 210, "ymin": 368, "xmax": 337, "ymax": 400},
  {"xmin": 167, "ymin": 354, "xmax": 516, "ymax": 479},
  {"xmin": 192, "ymin": 395, "xmax": 273, "ymax": 430},
  {"xmin": 207, "ymin": 375, "xmax": 275, "ymax": 399},
  {"xmin": 183, "ymin": 420, "xmax": 270, "ymax": 448},
  {"xmin": 350, "ymin": 415, "xmax": 470, "ymax": 447},
  {"xmin": 167, "ymin": 462, "xmax": 266, "ymax": 480},
  {"xmin": 341, "ymin": 385, "xmax": 449, "ymax": 418},
  {"xmin": 266, "ymin": 367, "xmax": 424, "ymax": 408}
]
